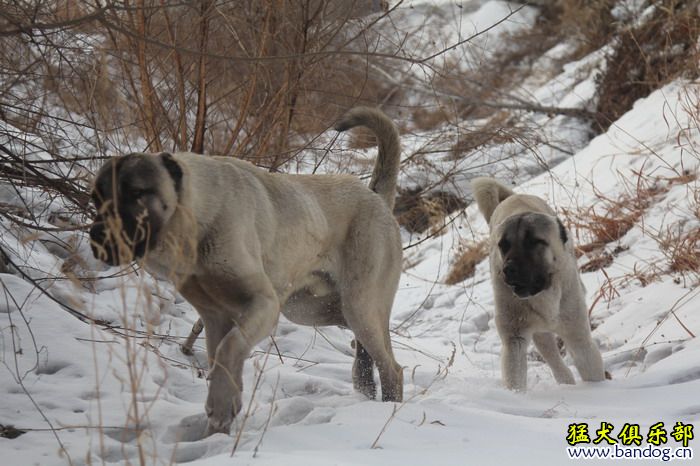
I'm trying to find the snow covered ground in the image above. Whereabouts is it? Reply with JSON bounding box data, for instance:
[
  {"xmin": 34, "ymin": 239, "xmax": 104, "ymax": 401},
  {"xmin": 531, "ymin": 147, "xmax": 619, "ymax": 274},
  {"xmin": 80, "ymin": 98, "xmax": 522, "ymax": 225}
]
[{"xmin": 2, "ymin": 1, "xmax": 699, "ymax": 465}]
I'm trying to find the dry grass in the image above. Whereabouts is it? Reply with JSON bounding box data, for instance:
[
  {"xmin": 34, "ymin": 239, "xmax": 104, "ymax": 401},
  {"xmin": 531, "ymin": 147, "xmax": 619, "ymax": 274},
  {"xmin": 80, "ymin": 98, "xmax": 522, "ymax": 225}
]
[
  {"xmin": 564, "ymin": 173, "xmax": 669, "ymax": 251},
  {"xmin": 575, "ymin": 169, "xmax": 699, "ymax": 309},
  {"xmin": 410, "ymin": 107, "xmax": 452, "ymax": 132},
  {"xmin": 445, "ymin": 240, "xmax": 488, "ymax": 285},
  {"xmin": 457, "ymin": 0, "xmax": 614, "ymax": 106},
  {"xmin": 460, "ymin": 1, "xmax": 699, "ymax": 138},
  {"xmin": 555, "ymin": 0, "xmax": 616, "ymax": 55},
  {"xmin": 394, "ymin": 188, "xmax": 466, "ymax": 234},
  {"xmin": 663, "ymin": 226, "xmax": 700, "ymax": 275},
  {"xmin": 422, "ymin": 0, "xmax": 616, "ymax": 153},
  {"xmin": 449, "ymin": 112, "xmax": 519, "ymax": 160},
  {"xmin": 657, "ymin": 175, "xmax": 700, "ymax": 279},
  {"xmin": 595, "ymin": 2, "xmax": 700, "ymax": 130},
  {"xmin": 579, "ymin": 251, "xmax": 614, "ymax": 273}
]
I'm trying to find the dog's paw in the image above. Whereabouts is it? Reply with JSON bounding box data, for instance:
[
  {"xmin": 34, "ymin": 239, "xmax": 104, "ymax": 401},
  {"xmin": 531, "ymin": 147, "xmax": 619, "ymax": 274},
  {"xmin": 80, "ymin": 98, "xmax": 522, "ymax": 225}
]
[
  {"xmin": 204, "ymin": 402, "xmax": 235, "ymax": 437},
  {"xmin": 354, "ymin": 379, "xmax": 377, "ymax": 400},
  {"xmin": 204, "ymin": 387, "xmax": 242, "ymax": 437},
  {"xmin": 205, "ymin": 417, "xmax": 232, "ymax": 437}
]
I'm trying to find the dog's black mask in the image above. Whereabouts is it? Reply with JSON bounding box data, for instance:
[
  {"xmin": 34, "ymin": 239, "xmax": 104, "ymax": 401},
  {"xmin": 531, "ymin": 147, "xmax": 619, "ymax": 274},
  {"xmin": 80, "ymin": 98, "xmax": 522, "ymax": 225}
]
[
  {"xmin": 498, "ymin": 214, "xmax": 567, "ymax": 298},
  {"xmin": 89, "ymin": 153, "xmax": 182, "ymax": 266}
]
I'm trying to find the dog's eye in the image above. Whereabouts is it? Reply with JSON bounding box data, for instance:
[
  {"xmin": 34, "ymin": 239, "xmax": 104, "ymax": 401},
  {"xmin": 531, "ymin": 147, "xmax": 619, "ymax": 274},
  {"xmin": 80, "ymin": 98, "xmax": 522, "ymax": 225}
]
[{"xmin": 498, "ymin": 238, "xmax": 510, "ymax": 252}]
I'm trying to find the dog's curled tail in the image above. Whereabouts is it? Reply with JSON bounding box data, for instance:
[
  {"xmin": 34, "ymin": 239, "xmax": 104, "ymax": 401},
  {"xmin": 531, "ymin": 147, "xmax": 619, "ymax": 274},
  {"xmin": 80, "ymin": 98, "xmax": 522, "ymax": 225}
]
[
  {"xmin": 335, "ymin": 107, "xmax": 401, "ymax": 210},
  {"xmin": 470, "ymin": 177, "xmax": 514, "ymax": 224}
]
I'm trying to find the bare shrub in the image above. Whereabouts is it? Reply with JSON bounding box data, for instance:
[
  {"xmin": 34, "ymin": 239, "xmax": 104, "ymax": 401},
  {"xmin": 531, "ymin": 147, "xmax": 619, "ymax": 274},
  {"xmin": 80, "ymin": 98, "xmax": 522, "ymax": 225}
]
[
  {"xmin": 449, "ymin": 112, "xmax": 519, "ymax": 160},
  {"xmin": 595, "ymin": 2, "xmax": 700, "ymax": 130},
  {"xmin": 554, "ymin": 0, "xmax": 616, "ymax": 54},
  {"xmin": 564, "ymin": 173, "xmax": 669, "ymax": 251},
  {"xmin": 452, "ymin": 0, "xmax": 614, "ymax": 117},
  {"xmin": 0, "ymin": 0, "xmax": 400, "ymax": 170},
  {"xmin": 410, "ymin": 107, "xmax": 452, "ymax": 132},
  {"xmin": 394, "ymin": 187, "xmax": 466, "ymax": 234}
]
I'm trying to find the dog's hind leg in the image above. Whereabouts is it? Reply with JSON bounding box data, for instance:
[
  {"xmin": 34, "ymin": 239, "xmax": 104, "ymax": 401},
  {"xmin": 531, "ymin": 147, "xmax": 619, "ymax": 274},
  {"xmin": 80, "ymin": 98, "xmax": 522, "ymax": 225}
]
[
  {"xmin": 340, "ymin": 270, "xmax": 402, "ymax": 401},
  {"xmin": 533, "ymin": 332, "xmax": 575, "ymax": 384},
  {"xmin": 352, "ymin": 339, "xmax": 377, "ymax": 399},
  {"xmin": 340, "ymin": 213, "xmax": 403, "ymax": 402},
  {"xmin": 342, "ymin": 293, "xmax": 402, "ymax": 402},
  {"xmin": 353, "ymin": 323, "xmax": 402, "ymax": 402},
  {"xmin": 181, "ymin": 318, "xmax": 204, "ymax": 356}
]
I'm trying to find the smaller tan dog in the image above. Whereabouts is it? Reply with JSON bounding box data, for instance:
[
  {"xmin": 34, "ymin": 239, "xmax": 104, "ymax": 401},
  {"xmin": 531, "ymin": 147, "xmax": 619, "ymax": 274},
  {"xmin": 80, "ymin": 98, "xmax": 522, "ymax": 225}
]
[{"xmin": 471, "ymin": 177, "xmax": 605, "ymax": 391}]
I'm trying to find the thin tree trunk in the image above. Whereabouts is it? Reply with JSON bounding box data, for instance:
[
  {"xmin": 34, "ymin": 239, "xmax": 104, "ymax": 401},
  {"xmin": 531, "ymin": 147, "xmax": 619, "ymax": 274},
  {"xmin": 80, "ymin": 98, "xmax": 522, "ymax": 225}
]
[
  {"xmin": 161, "ymin": 0, "xmax": 188, "ymax": 151},
  {"xmin": 191, "ymin": 1, "xmax": 211, "ymax": 154},
  {"xmin": 134, "ymin": 0, "xmax": 162, "ymax": 151}
]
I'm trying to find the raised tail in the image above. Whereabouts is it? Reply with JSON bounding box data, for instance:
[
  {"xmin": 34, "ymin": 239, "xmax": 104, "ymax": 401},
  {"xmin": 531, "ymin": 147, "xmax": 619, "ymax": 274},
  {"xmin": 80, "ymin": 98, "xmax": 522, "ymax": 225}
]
[
  {"xmin": 470, "ymin": 177, "xmax": 514, "ymax": 224},
  {"xmin": 335, "ymin": 107, "xmax": 401, "ymax": 210}
]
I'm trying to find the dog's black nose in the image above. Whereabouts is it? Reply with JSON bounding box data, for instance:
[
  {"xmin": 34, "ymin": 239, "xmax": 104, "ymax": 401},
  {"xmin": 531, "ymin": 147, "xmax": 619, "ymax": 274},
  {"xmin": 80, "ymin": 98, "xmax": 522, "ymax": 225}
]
[
  {"xmin": 89, "ymin": 224, "xmax": 104, "ymax": 246},
  {"xmin": 89, "ymin": 224, "xmax": 116, "ymax": 265}
]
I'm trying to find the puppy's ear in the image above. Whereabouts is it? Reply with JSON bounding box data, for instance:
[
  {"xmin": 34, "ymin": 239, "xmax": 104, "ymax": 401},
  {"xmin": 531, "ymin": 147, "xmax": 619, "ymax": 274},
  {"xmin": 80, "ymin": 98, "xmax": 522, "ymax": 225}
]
[
  {"xmin": 557, "ymin": 218, "xmax": 568, "ymax": 244},
  {"xmin": 160, "ymin": 152, "xmax": 183, "ymax": 194}
]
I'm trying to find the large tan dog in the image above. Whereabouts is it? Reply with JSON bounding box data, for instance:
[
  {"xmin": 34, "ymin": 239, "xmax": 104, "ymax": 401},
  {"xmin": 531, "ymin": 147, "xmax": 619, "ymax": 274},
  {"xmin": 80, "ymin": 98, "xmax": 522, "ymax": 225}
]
[
  {"xmin": 89, "ymin": 107, "xmax": 404, "ymax": 435},
  {"xmin": 471, "ymin": 177, "xmax": 605, "ymax": 391}
]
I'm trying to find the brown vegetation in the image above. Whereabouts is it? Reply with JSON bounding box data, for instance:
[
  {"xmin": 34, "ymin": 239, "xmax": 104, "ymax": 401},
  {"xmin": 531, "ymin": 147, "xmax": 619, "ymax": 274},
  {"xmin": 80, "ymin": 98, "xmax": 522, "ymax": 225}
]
[
  {"xmin": 595, "ymin": 1, "xmax": 700, "ymax": 130},
  {"xmin": 570, "ymin": 170, "xmax": 700, "ymax": 281},
  {"xmin": 394, "ymin": 188, "xmax": 466, "ymax": 234},
  {"xmin": 662, "ymin": 226, "xmax": 700, "ymax": 276},
  {"xmin": 580, "ymin": 251, "xmax": 614, "ymax": 273},
  {"xmin": 445, "ymin": 240, "xmax": 488, "ymax": 285},
  {"xmin": 0, "ymin": 0, "xmax": 397, "ymax": 170},
  {"xmin": 564, "ymin": 172, "xmax": 669, "ymax": 252}
]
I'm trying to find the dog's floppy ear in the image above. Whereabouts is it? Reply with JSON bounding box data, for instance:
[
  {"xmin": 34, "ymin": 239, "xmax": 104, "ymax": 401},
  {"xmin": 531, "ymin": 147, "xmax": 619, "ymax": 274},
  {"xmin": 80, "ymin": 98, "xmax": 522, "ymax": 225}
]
[
  {"xmin": 556, "ymin": 218, "xmax": 568, "ymax": 244},
  {"xmin": 161, "ymin": 152, "xmax": 183, "ymax": 194}
]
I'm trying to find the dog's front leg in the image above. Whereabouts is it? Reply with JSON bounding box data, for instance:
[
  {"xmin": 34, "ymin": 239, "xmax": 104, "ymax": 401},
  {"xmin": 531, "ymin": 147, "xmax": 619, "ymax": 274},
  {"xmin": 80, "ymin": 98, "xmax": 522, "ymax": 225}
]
[
  {"xmin": 533, "ymin": 332, "xmax": 575, "ymax": 384},
  {"xmin": 560, "ymin": 330, "xmax": 605, "ymax": 383},
  {"xmin": 500, "ymin": 334, "xmax": 530, "ymax": 392},
  {"xmin": 495, "ymin": 302, "xmax": 531, "ymax": 391},
  {"xmin": 204, "ymin": 281, "xmax": 279, "ymax": 436},
  {"xmin": 559, "ymin": 299, "xmax": 605, "ymax": 383}
]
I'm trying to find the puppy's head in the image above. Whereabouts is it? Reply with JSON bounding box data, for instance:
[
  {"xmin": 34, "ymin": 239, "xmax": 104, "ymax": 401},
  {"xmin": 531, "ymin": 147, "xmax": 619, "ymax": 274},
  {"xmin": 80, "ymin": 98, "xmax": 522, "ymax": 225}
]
[
  {"xmin": 88, "ymin": 152, "xmax": 183, "ymax": 266},
  {"xmin": 495, "ymin": 212, "xmax": 568, "ymax": 298}
]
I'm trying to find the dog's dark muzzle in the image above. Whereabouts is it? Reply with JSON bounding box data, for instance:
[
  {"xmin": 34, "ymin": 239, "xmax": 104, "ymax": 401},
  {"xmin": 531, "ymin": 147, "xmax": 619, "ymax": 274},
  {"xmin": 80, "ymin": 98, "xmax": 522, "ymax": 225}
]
[
  {"xmin": 89, "ymin": 215, "xmax": 150, "ymax": 266},
  {"xmin": 503, "ymin": 261, "xmax": 550, "ymax": 298},
  {"xmin": 89, "ymin": 221, "xmax": 119, "ymax": 266}
]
